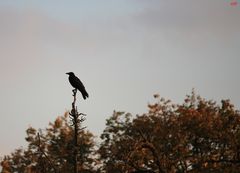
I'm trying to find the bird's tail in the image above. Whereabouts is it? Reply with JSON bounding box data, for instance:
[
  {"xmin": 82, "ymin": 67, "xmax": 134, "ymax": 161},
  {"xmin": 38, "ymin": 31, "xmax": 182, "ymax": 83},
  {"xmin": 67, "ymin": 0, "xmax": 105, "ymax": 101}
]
[{"xmin": 82, "ymin": 90, "xmax": 89, "ymax": 100}]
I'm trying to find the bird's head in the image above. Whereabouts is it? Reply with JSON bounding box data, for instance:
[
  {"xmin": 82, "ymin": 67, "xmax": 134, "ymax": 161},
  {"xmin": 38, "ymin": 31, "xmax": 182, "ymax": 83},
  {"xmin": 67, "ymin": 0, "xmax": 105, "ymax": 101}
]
[{"xmin": 66, "ymin": 72, "xmax": 75, "ymax": 76}]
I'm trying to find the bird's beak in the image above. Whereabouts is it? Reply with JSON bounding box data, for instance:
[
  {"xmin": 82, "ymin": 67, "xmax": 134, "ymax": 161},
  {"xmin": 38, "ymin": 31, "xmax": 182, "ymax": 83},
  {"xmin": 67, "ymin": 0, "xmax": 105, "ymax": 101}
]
[{"xmin": 66, "ymin": 72, "xmax": 70, "ymax": 75}]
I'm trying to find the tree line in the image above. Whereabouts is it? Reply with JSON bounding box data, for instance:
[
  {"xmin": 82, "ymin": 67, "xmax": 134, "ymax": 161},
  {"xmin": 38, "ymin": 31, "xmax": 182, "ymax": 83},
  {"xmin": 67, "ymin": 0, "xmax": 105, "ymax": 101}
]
[{"xmin": 1, "ymin": 92, "xmax": 240, "ymax": 172}]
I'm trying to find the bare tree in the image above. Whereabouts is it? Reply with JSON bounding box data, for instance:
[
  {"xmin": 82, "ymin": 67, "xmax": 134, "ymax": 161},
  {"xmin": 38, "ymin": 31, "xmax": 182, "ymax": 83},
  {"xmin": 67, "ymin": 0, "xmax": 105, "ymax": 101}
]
[{"xmin": 69, "ymin": 89, "xmax": 86, "ymax": 173}]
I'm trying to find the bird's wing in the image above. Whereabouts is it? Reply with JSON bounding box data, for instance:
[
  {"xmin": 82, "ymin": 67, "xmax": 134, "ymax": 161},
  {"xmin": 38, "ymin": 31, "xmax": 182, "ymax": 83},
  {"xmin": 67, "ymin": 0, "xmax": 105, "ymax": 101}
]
[
  {"xmin": 73, "ymin": 75, "xmax": 89, "ymax": 99},
  {"xmin": 74, "ymin": 76, "xmax": 86, "ymax": 89}
]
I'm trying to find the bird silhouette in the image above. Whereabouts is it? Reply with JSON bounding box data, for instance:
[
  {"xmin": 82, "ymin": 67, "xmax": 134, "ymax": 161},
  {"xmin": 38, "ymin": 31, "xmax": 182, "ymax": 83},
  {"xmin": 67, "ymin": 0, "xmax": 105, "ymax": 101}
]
[{"xmin": 66, "ymin": 72, "xmax": 89, "ymax": 99}]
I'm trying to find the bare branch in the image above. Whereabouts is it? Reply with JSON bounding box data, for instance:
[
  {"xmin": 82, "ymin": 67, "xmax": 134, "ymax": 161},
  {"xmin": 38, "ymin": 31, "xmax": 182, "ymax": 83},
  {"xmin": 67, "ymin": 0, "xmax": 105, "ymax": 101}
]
[{"xmin": 69, "ymin": 88, "xmax": 87, "ymax": 173}]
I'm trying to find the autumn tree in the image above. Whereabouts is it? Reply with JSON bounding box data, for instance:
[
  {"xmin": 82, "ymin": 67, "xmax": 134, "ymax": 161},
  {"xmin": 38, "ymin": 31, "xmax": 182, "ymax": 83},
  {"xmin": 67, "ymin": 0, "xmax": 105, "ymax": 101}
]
[
  {"xmin": 98, "ymin": 92, "xmax": 240, "ymax": 172},
  {"xmin": 1, "ymin": 113, "xmax": 96, "ymax": 173},
  {"xmin": 2, "ymin": 92, "xmax": 240, "ymax": 173}
]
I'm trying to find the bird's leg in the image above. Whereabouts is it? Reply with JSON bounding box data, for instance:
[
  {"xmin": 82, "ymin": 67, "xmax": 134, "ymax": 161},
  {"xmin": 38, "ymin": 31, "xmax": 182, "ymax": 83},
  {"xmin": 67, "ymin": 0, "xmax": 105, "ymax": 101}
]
[
  {"xmin": 72, "ymin": 88, "xmax": 77, "ymax": 96},
  {"xmin": 72, "ymin": 88, "xmax": 77, "ymax": 93}
]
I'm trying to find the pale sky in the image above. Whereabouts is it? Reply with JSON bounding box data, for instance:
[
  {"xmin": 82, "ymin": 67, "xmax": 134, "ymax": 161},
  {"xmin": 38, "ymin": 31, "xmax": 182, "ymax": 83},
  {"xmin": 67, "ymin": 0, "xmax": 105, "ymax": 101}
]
[{"xmin": 0, "ymin": 0, "xmax": 239, "ymax": 156}]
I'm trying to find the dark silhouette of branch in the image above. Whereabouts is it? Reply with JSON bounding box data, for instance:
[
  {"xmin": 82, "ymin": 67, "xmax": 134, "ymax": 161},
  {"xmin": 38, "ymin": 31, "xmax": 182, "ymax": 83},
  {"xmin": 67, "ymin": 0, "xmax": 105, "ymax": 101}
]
[
  {"xmin": 138, "ymin": 130, "xmax": 165, "ymax": 173},
  {"xmin": 69, "ymin": 89, "xmax": 87, "ymax": 173},
  {"xmin": 125, "ymin": 130, "xmax": 164, "ymax": 173},
  {"xmin": 140, "ymin": 143, "xmax": 164, "ymax": 173},
  {"xmin": 206, "ymin": 159, "xmax": 240, "ymax": 164},
  {"xmin": 69, "ymin": 89, "xmax": 79, "ymax": 173},
  {"xmin": 37, "ymin": 133, "xmax": 59, "ymax": 173},
  {"xmin": 131, "ymin": 170, "xmax": 156, "ymax": 173}
]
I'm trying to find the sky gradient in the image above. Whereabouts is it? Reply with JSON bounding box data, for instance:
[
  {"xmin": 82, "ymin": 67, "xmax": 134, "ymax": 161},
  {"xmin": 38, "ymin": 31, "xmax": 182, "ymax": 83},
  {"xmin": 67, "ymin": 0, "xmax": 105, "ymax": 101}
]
[{"xmin": 0, "ymin": 0, "xmax": 240, "ymax": 156}]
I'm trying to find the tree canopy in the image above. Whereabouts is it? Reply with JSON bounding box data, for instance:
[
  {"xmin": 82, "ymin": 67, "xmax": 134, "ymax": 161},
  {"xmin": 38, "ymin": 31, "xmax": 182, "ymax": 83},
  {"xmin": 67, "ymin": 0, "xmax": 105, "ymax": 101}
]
[
  {"xmin": 1, "ymin": 92, "xmax": 240, "ymax": 172},
  {"xmin": 98, "ymin": 93, "xmax": 240, "ymax": 172},
  {"xmin": 1, "ymin": 113, "xmax": 95, "ymax": 173}
]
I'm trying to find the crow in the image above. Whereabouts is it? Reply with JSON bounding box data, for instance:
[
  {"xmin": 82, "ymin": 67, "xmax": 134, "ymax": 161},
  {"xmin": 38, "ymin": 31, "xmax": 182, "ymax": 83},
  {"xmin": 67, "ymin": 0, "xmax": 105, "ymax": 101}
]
[{"xmin": 66, "ymin": 72, "xmax": 89, "ymax": 99}]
